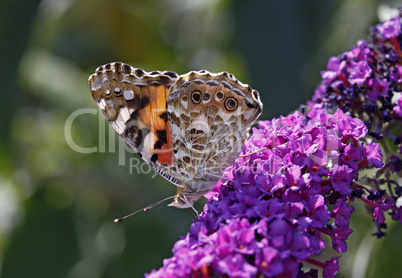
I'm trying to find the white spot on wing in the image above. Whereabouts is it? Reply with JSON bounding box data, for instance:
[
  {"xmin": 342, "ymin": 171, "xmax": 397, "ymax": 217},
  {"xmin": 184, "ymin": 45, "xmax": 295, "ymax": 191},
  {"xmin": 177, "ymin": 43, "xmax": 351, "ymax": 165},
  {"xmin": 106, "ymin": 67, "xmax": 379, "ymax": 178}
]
[
  {"xmin": 115, "ymin": 114, "xmax": 126, "ymax": 131},
  {"xmin": 144, "ymin": 132, "xmax": 157, "ymax": 153},
  {"xmin": 98, "ymin": 98, "xmax": 106, "ymax": 110},
  {"xmin": 181, "ymin": 98, "xmax": 188, "ymax": 109},
  {"xmin": 120, "ymin": 107, "xmax": 131, "ymax": 123},
  {"xmin": 110, "ymin": 121, "xmax": 124, "ymax": 134},
  {"xmin": 123, "ymin": 90, "xmax": 134, "ymax": 100},
  {"xmin": 105, "ymin": 89, "xmax": 111, "ymax": 95},
  {"xmin": 189, "ymin": 114, "xmax": 209, "ymax": 133}
]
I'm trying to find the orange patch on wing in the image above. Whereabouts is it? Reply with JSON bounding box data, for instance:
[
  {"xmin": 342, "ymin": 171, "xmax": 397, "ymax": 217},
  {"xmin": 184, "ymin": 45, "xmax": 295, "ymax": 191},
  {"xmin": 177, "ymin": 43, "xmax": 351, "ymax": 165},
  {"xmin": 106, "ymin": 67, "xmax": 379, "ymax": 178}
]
[
  {"xmin": 155, "ymin": 143, "xmax": 173, "ymax": 165},
  {"xmin": 139, "ymin": 86, "xmax": 152, "ymax": 128},
  {"xmin": 154, "ymin": 85, "xmax": 168, "ymax": 129},
  {"xmin": 139, "ymin": 84, "xmax": 174, "ymax": 166},
  {"xmin": 154, "ymin": 85, "xmax": 174, "ymax": 166}
]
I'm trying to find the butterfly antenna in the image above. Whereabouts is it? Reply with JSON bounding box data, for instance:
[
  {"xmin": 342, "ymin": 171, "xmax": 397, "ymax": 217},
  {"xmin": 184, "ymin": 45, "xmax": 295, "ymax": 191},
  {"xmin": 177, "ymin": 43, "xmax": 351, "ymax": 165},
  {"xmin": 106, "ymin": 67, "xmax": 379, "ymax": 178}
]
[
  {"xmin": 114, "ymin": 195, "xmax": 176, "ymax": 223},
  {"xmin": 205, "ymin": 172, "xmax": 234, "ymax": 182}
]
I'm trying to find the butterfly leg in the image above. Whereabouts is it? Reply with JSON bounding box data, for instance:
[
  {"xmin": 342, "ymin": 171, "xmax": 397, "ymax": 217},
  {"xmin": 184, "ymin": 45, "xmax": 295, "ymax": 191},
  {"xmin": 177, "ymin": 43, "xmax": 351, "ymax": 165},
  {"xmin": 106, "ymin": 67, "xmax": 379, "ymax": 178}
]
[
  {"xmin": 181, "ymin": 194, "xmax": 200, "ymax": 218},
  {"xmin": 186, "ymin": 208, "xmax": 199, "ymax": 219}
]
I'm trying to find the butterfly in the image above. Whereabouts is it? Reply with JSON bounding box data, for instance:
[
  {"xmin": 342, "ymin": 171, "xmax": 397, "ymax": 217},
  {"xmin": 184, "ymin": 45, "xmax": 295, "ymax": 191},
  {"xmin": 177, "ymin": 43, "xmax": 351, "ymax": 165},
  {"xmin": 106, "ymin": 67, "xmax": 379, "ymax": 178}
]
[{"xmin": 89, "ymin": 62, "xmax": 263, "ymax": 212}]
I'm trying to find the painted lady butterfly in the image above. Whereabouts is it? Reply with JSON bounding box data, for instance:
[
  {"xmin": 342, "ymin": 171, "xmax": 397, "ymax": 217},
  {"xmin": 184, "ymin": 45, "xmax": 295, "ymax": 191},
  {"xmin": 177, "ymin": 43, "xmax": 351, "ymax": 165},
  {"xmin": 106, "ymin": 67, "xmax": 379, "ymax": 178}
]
[{"xmin": 89, "ymin": 62, "xmax": 263, "ymax": 211}]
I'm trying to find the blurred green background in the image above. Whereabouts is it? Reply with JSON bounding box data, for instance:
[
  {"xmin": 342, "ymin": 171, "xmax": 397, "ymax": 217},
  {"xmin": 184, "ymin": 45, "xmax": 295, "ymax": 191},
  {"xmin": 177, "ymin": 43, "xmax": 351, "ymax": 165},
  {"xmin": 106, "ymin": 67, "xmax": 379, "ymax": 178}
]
[{"xmin": 1, "ymin": 0, "xmax": 402, "ymax": 277}]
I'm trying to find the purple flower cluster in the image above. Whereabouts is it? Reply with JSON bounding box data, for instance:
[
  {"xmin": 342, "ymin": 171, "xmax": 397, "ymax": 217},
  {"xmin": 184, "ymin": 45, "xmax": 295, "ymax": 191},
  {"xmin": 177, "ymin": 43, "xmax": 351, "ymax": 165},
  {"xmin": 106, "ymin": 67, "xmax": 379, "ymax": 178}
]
[
  {"xmin": 147, "ymin": 107, "xmax": 383, "ymax": 278},
  {"xmin": 310, "ymin": 13, "xmax": 402, "ymax": 235},
  {"xmin": 146, "ymin": 14, "xmax": 402, "ymax": 278},
  {"xmin": 313, "ymin": 15, "xmax": 402, "ymax": 151}
]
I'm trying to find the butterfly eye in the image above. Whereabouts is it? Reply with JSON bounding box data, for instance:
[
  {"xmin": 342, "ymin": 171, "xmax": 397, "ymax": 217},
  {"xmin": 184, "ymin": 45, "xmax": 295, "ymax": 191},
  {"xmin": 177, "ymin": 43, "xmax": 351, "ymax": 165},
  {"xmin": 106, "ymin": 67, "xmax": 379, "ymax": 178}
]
[
  {"xmin": 216, "ymin": 91, "xmax": 224, "ymax": 100},
  {"xmin": 191, "ymin": 91, "xmax": 202, "ymax": 104},
  {"xmin": 225, "ymin": 97, "xmax": 238, "ymax": 111},
  {"xmin": 203, "ymin": 92, "xmax": 211, "ymax": 101}
]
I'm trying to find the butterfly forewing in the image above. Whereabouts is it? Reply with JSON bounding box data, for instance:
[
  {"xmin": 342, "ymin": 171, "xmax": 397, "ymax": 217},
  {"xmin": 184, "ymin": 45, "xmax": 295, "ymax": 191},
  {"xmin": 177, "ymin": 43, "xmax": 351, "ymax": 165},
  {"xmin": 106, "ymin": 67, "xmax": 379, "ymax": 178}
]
[{"xmin": 89, "ymin": 63, "xmax": 180, "ymax": 179}]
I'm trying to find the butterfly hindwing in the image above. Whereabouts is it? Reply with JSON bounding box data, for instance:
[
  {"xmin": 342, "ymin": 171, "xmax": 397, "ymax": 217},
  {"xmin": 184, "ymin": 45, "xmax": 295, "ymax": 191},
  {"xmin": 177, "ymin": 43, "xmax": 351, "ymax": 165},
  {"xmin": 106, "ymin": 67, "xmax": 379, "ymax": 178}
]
[{"xmin": 167, "ymin": 70, "xmax": 263, "ymax": 196}]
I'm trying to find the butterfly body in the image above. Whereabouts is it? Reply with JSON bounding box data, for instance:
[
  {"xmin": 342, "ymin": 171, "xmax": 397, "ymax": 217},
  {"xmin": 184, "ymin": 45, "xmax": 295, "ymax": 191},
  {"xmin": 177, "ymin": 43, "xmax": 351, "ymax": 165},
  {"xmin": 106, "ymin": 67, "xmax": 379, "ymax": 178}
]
[{"xmin": 89, "ymin": 62, "xmax": 262, "ymax": 208}]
